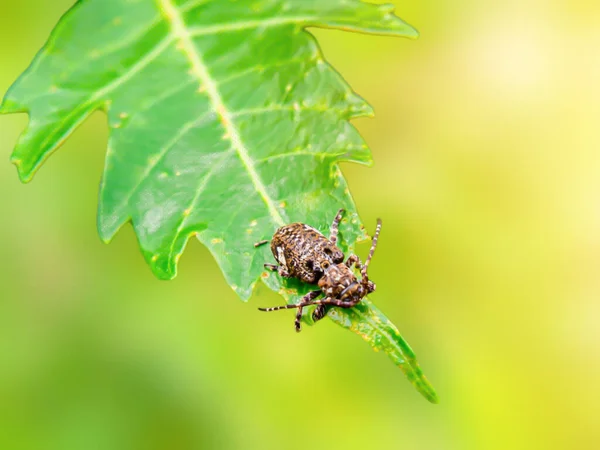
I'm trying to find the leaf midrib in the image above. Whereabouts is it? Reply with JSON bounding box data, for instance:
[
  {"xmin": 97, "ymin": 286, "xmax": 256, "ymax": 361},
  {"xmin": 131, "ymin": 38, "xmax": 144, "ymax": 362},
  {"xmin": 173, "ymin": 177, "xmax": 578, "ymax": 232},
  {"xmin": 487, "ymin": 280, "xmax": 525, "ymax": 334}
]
[{"xmin": 158, "ymin": 0, "xmax": 286, "ymax": 228}]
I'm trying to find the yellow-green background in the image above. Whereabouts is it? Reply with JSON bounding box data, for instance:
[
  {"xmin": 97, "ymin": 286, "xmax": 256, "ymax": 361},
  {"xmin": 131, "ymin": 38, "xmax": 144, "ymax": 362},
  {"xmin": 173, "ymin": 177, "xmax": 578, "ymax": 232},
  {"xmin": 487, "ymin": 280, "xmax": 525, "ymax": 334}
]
[{"xmin": 1, "ymin": 1, "xmax": 599, "ymax": 449}]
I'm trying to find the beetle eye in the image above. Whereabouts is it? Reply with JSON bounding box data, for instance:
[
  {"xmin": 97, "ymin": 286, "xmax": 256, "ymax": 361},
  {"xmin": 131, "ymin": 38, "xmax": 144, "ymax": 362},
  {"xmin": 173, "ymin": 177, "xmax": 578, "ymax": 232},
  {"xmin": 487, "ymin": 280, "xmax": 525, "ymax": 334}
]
[{"xmin": 321, "ymin": 261, "xmax": 330, "ymax": 269}]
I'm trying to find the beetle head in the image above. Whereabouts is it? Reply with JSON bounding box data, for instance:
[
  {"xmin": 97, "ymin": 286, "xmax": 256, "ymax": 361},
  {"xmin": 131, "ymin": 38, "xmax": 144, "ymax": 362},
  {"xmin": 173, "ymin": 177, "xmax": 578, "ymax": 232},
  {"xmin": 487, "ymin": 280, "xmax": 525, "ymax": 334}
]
[{"xmin": 318, "ymin": 263, "xmax": 357, "ymax": 298}]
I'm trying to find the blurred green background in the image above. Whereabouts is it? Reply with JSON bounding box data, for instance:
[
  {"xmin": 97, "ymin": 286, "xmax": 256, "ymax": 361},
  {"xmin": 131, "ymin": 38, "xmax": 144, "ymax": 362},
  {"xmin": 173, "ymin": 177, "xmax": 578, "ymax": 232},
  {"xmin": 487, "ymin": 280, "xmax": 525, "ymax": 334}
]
[{"xmin": 1, "ymin": 1, "xmax": 599, "ymax": 449}]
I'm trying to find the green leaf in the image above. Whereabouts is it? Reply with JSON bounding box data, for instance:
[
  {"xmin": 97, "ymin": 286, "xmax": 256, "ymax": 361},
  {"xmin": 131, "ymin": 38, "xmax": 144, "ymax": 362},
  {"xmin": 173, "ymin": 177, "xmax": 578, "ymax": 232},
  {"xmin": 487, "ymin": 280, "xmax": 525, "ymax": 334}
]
[
  {"xmin": 1, "ymin": 0, "xmax": 438, "ymax": 402},
  {"xmin": 264, "ymin": 273, "xmax": 439, "ymax": 404}
]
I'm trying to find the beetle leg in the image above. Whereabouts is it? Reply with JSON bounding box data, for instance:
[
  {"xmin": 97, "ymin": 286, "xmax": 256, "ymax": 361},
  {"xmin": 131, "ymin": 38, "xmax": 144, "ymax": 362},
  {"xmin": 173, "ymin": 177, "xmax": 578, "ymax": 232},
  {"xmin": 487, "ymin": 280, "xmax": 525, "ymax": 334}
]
[
  {"xmin": 263, "ymin": 263, "xmax": 291, "ymax": 278},
  {"xmin": 258, "ymin": 289, "xmax": 321, "ymax": 332},
  {"xmin": 294, "ymin": 290, "xmax": 322, "ymax": 332},
  {"xmin": 311, "ymin": 304, "xmax": 328, "ymax": 323},
  {"xmin": 278, "ymin": 266, "xmax": 291, "ymax": 278},
  {"xmin": 290, "ymin": 295, "xmax": 359, "ymax": 311},
  {"xmin": 254, "ymin": 239, "xmax": 269, "ymax": 247},
  {"xmin": 294, "ymin": 308, "xmax": 304, "ymax": 332},
  {"xmin": 312, "ymin": 297, "xmax": 362, "ymax": 309},
  {"xmin": 282, "ymin": 296, "xmax": 363, "ymax": 322},
  {"xmin": 345, "ymin": 254, "xmax": 363, "ymax": 270}
]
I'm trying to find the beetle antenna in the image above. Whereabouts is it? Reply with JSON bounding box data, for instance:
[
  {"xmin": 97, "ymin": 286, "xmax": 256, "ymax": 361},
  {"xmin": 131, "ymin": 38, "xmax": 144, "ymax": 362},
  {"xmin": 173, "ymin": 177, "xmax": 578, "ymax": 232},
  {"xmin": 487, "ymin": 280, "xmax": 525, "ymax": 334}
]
[{"xmin": 362, "ymin": 219, "xmax": 382, "ymax": 280}]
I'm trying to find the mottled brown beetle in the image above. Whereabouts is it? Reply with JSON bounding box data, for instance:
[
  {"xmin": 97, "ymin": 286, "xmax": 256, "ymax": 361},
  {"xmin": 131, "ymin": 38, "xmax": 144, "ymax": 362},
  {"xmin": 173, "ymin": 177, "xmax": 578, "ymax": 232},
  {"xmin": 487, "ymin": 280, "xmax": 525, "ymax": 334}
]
[{"xmin": 255, "ymin": 209, "xmax": 382, "ymax": 332}]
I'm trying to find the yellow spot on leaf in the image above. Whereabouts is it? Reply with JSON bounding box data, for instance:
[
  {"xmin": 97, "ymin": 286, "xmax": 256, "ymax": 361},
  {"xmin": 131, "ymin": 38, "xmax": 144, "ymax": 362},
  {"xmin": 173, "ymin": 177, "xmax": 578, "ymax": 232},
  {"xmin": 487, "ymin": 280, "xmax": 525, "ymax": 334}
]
[
  {"xmin": 119, "ymin": 112, "xmax": 128, "ymax": 119},
  {"xmin": 211, "ymin": 238, "xmax": 223, "ymax": 244},
  {"xmin": 279, "ymin": 201, "xmax": 286, "ymax": 208},
  {"xmin": 249, "ymin": 220, "xmax": 257, "ymax": 227},
  {"xmin": 151, "ymin": 255, "xmax": 158, "ymax": 262},
  {"xmin": 183, "ymin": 208, "xmax": 191, "ymax": 216}
]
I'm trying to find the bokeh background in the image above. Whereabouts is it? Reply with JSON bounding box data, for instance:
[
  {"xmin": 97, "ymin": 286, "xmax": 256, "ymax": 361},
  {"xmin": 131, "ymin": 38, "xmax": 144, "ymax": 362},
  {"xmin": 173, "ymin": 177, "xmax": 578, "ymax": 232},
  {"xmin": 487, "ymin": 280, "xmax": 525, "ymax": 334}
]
[{"xmin": 1, "ymin": 1, "xmax": 599, "ymax": 449}]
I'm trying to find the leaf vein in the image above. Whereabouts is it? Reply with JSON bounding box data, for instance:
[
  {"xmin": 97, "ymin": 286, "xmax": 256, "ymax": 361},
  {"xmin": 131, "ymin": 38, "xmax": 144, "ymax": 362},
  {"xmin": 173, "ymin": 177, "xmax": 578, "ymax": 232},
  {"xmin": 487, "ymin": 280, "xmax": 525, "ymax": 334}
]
[
  {"xmin": 168, "ymin": 151, "xmax": 233, "ymax": 261},
  {"xmin": 129, "ymin": 78, "xmax": 197, "ymax": 125},
  {"xmin": 188, "ymin": 17, "xmax": 315, "ymax": 37},
  {"xmin": 158, "ymin": 0, "xmax": 286, "ymax": 227},
  {"xmin": 105, "ymin": 109, "xmax": 214, "ymax": 219},
  {"xmin": 216, "ymin": 56, "xmax": 317, "ymax": 87},
  {"xmin": 39, "ymin": 35, "xmax": 173, "ymax": 153},
  {"xmin": 230, "ymin": 104, "xmax": 339, "ymax": 118},
  {"xmin": 256, "ymin": 147, "xmax": 365, "ymax": 164}
]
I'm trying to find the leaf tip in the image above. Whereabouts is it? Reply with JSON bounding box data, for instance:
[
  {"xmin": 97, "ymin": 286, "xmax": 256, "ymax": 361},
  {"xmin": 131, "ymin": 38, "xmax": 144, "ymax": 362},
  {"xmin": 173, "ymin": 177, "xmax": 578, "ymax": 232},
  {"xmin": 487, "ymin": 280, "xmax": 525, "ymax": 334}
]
[
  {"xmin": 349, "ymin": 100, "xmax": 375, "ymax": 119},
  {"xmin": 378, "ymin": 4, "xmax": 419, "ymax": 39},
  {"xmin": 97, "ymin": 214, "xmax": 124, "ymax": 244},
  {"xmin": 406, "ymin": 25, "xmax": 420, "ymax": 40},
  {"xmin": 232, "ymin": 282, "xmax": 253, "ymax": 301},
  {"xmin": 149, "ymin": 253, "xmax": 178, "ymax": 281},
  {"xmin": 360, "ymin": 155, "xmax": 375, "ymax": 168},
  {"xmin": 428, "ymin": 392, "xmax": 440, "ymax": 404},
  {"xmin": 0, "ymin": 83, "xmax": 31, "ymax": 113},
  {"xmin": 98, "ymin": 233, "xmax": 112, "ymax": 245},
  {"xmin": 10, "ymin": 155, "xmax": 34, "ymax": 183},
  {"xmin": 420, "ymin": 379, "xmax": 440, "ymax": 404},
  {"xmin": 0, "ymin": 98, "xmax": 18, "ymax": 114}
]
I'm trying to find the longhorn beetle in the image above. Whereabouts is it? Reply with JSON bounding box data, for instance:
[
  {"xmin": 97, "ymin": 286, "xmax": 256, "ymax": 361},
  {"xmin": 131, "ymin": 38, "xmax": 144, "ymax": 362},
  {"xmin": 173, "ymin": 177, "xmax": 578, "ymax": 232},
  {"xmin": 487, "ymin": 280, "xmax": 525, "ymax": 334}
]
[{"xmin": 255, "ymin": 209, "xmax": 382, "ymax": 331}]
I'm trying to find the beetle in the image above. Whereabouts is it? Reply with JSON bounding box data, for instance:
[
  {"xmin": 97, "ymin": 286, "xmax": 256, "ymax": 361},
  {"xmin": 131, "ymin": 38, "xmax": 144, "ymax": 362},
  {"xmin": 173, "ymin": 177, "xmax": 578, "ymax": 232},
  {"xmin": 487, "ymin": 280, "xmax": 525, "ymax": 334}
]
[{"xmin": 255, "ymin": 209, "xmax": 382, "ymax": 331}]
